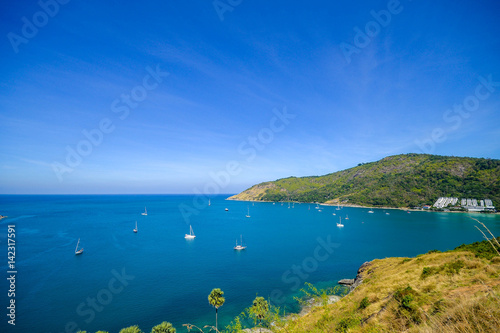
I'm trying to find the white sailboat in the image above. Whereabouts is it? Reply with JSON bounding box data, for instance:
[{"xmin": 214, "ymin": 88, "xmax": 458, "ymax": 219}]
[
  {"xmin": 234, "ymin": 235, "xmax": 246, "ymax": 250},
  {"xmin": 141, "ymin": 207, "xmax": 147, "ymax": 216},
  {"xmin": 133, "ymin": 221, "xmax": 138, "ymax": 233},
  {"xmin": 368, "ymin": 210, "xmax": 374, "ymax": 213},
  {"xmin": 75, "ymin": 238, "xmax": 84, "ymax": 255},
  {"xmin": 185, "ymin": 225, "xmax": 196, "ymax": 239},
  {"xmin": 246, "ymin": 206, "xmax": 251, "ymax": 218},
  {"xmin": 345, "ymin": 214, "xmax": 349, "ymax": 220},
  {"xmin": 337, "ymin": 217, "xmax": 344, "ymax": 228}
]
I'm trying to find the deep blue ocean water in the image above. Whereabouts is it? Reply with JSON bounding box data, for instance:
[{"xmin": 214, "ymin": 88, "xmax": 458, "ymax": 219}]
[{"xmin": 0, "ymin": 195, "xmax": 499, "ymax": 333}]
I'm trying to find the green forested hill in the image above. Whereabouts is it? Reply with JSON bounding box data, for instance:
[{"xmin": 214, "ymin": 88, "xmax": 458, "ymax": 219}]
[{"xmin": 228, "ymin": 154, "xmax": 500, "ymax": 208}]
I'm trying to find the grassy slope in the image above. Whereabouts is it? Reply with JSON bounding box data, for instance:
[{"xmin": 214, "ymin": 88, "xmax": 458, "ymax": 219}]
[
  {"xmin": 277, "ymin": 238, "xmax": 500, "ymax": 333},
  {"xmin": 229, "ymin": 154, "xmax": 500, "ymax": 208}
]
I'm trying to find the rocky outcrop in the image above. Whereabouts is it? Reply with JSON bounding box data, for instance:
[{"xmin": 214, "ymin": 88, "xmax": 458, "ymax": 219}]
[
  {"xmin": 227, "ymin": 183, "xmax": 276, "ymax": 201},
  {"xmin": 338, "ymin": 261, "xmax": 372, "ymax": 292},
  {"xmin": 338, "ymin": 279, "xmax": 355, "ymax": 285}
]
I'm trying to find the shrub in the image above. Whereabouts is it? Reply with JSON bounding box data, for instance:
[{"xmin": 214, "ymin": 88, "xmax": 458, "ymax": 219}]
[
  {"xmin": 453, "ymin": 238, "xmax": 500, "ymax": 260},
  {"xmin": 421, "ymin": 266, "xmax": 439, "ymax": 279},
  {"xmin": 358, "ymin": 297, "xmax": 370, "ymax": 310},
  {"xmin": 120, "ymin": 326, "xmax": 143, "ymax": 333},
  {"xmin": 443, "ymin": 260, "xmax": 464, "ymax": 275},
  {"xmin": 151, "ymin": 321, "xmax": 176, "ymax": 333},
  {"xmin": 393, "ymin": 286, "xmax": 422, "ymax": 324},
  {"xmin": 336, "ymin": 315, "xmax": 360, "ymax": 332},
  {"xmin": 401, "ymin": 294, "xmax": 414, "ymax": 311}
]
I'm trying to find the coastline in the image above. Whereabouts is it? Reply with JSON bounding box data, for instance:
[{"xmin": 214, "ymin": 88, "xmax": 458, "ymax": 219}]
[
  {"xmin": 252, "ymin": 262, "xmax": 368, "ymax": 331},
  {"xmin": 262, "ymin": 239, "xmax": 500, "ymax": 332},
  {"xmin": 226, "ymin": 197, "xmax": 498, "ymax": 215}
]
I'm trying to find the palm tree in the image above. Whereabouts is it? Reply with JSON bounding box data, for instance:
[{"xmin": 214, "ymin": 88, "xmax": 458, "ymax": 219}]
[
  {"xmin": 151, "ymin": 321, "xmax": 176, "ymax": 333},
  {"xmin": 249, "ymin": 296, "xmax": 269, "ymax": 332},
  {"xmin": 208, "ymin": 288, "xmax": 225, "ymax": 332},
  {"xmin": 119, "ymin": 326, "xmax": 143, "ymax": 333}
]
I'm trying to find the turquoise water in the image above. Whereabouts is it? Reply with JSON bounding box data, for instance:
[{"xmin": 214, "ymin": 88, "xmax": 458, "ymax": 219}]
[{"xmin": 0, "ymin": 195, "xmax": 499, "ymax": 333}]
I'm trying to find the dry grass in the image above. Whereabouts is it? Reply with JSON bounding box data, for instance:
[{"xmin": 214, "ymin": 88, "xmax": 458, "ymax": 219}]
[{"xmin": 273, "ymin": 250, "xmax": 500, "ymax": 333}]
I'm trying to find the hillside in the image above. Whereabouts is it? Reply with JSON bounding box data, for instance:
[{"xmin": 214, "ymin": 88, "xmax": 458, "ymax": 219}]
[
  {"xmin": 273, "ymin": 237, "xmax": 500, "ymax": 333},
  {"xmin": 228, "ymin": 154, "xmax": 500, "ymax": 208}
]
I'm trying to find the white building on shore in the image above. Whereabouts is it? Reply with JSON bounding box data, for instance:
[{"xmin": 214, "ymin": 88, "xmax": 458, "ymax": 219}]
[{"xmin": 433, "ymin": 197, "xmax": 495, "ymax": 212}]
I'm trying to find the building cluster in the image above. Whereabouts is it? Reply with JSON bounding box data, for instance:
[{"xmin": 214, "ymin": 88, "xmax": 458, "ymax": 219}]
[{"xmin": 433, "ymin": 197, "xmax": 496, "ymax": 212}]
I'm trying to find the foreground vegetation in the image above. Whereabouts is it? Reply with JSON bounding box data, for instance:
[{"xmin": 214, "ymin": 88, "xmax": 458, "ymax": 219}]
[
  {"xmin": 228, "ymin": 154, "xmax": 500, "ymax": 208},
  {"xmin": 274, "ymin": 237, "xmax": 500, "ymax": 333},
  {"xmin": 77, "ymin": 226, "xmax": 500, "ymax": 333}
]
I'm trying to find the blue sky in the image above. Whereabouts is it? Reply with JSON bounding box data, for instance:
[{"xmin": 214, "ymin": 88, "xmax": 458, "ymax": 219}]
[{"xmin": 1, "ymin": 0, "xmax": 499, "ymax": 194}]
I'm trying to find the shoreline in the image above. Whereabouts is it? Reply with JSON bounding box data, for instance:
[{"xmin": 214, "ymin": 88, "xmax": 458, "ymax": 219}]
[
  {"xmin": 226, "ymin": 198, "xmax": 498, "ymax": 215},
  {"xmin": 248, "ymin": 264, "xmax": 366, "ymax": 331}
]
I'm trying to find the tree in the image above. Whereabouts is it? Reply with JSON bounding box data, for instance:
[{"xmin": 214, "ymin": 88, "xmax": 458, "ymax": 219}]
[
  {"xmin": 208, "ymin": 288, "xmax": 225, "ymax": 332},
  {"xmin": 119, "ymin": 326, "xmax": 143, "ymax": 333},
  {"xmin": 151, "ymin": 321, "xmax": 176, "ymax": 333},
  {"xmin": 249, "ymin": 296, "xmax": 269, "ymax": 332}
]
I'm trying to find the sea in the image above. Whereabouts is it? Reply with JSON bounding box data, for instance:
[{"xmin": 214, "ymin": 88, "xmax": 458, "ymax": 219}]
[{"xmin": 0, "ymin": 194, "xmax": 499, "ymax": 333}]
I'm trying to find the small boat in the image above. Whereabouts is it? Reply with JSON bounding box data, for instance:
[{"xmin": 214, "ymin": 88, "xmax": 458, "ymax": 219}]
[
  {"xmin": 315, "ymin": 203, "xmax": 320, "ymax": 209},
  {"xmin": 133, "ymin": 221, "xmax": 138, "ymax": 233},
  {"xmin": 234, "ymin": 235, "xmax": 246, "ymax": 250},
  {"xmin": 141, "ymin": 207, "xmax": 147, "ymax": 216},
  {"xmin": 385, "ymin": 212, "xmax": 390, "ymax": 215},
  {"xmin": 337, "ymin": 217, "xmax": 344, "ymax": 228},
  {"xmin": 75, "ymin": 238, "xmax": 84, "ymax": 255},
  {"xmin": 185, "ymin": 225, "xmax": 196, "ymax": 239},
  {"xmin": 368, "ymin": 210, "xmax": 374, "ymax": 214},
  {"xmin": 345, "ymin": 215, "xmax": 349, "ymax": 220},
  {"xmin": 336, "ymin": 204, "xmax": 341, "ymax": 210},
  {"xmin": 225, "ymin": 208, "xmax": 229, "ymax": 211},
  {"xmin": 208, "ymin": 199, "xmax": 211, "ymax": 206},
  {"xmin": 246, "ymin": 206, "xmax": 251, "ymax": 218}
]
